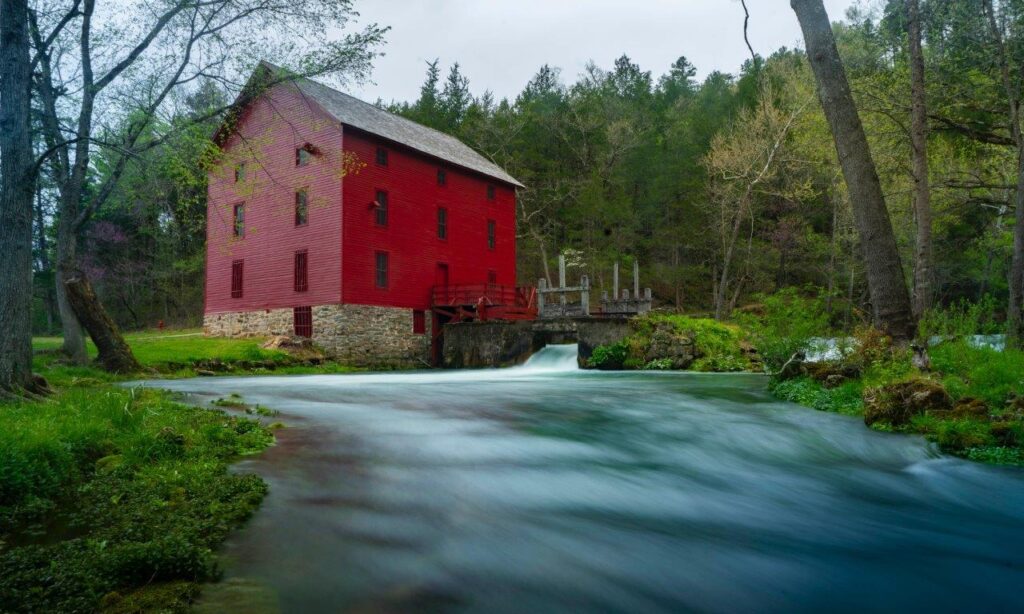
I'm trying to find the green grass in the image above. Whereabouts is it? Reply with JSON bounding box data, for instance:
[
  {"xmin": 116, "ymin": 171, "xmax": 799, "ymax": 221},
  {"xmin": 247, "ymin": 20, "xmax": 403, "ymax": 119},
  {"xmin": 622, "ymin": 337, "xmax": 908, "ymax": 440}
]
[
  {"xmin": 32, "ymin": 328, "xmax": 359, "ymax": 382},
  {"xmin": 33, "ymin": 328, "xmax": 289, "ymax": 368},
  {"xmin": 0, "ymin": 385, "xmax": 272, "ymax": 612},
  {"xmin": 0, "ymin": 328, "xmax": 363, "ymax": 611}
]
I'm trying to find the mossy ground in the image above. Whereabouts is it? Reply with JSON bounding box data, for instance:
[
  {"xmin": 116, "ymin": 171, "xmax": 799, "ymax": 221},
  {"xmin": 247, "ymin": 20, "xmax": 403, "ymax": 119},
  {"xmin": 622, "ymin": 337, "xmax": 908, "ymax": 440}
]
[
  {"xmin": 588, "ymin": 313, "xmax": 754, "ymax": 371},
  {"xmin": 770, "ymin": 340, "xmax": 1024, "ymax": 466},
  {"xmin": 2, "ymin": 329, "xmax": 354, "ymax": 612}
]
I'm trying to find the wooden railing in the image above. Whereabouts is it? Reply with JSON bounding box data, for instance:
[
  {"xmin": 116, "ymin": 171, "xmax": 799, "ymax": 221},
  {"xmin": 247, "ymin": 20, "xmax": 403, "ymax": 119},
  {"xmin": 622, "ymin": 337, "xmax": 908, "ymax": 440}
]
[{"xmin": 431, "ymin": 284, "xmax": 535, "ymax": 309}]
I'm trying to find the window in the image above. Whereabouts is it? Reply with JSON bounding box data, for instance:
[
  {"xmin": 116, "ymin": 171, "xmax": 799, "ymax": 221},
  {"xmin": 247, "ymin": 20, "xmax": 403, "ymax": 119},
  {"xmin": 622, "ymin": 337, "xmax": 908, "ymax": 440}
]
[
  {"xmin": 487, "ymin": 219, "xmax": 496, "ymax": 250},
  {"xmin": 296, "ymin": 146, "xmax": 311, "ymax": 167},
  {"xmin": 437, "ymin": 169, "xmax": 446, "ymax": 186},
  {"xmin": 233, "ymin": 203, "xmax": 245, "ymax": 238},
  {"xmin": 412, "ymin": 310, "xmax": 426, "ymax": 335},
  {"xmin": 487, "ymin": 270, "xmax": 497, "ymax": 284},
  {"xmin": 234, "ymin": 162, "xmax": 245, "ymax": 183},
  {"xmin": 294, "ymin": 250, "xmax": 308, "ymax": 292},
  {"xmin": 375, "ymin": 251, "xmax": 389, "ymax": 288},
  {"xmin": 374, "ymin": 189, "xmax": 388, "ymax": 226},
  {"xmin": 487, "ymin": 185, "xmax": 496, "ymax": 200},
  {"xmin": 295, "ymin": 189, "xmax": 308, "ymax": 226},
  {"xmin": 294, "ymin": 306, "xmax": 312, "ymax": 338},
  {"xmin": 437, "ymin": 207, "xmax": 447, "ymax": 240},
  {"xmin": 231, "ymin": 260, "xmax": 244, "ymax": 298},
  {"xmin": 376, "ymin": 147, "xmax": 388, "ymax": 166}
]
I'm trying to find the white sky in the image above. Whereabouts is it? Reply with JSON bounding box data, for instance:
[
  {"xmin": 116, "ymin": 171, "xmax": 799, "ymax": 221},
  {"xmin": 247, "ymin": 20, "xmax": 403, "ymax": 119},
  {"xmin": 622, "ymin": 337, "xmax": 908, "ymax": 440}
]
[{"xmin": 344, "ymin": 0, "xmax": 856, "ymax": 104}]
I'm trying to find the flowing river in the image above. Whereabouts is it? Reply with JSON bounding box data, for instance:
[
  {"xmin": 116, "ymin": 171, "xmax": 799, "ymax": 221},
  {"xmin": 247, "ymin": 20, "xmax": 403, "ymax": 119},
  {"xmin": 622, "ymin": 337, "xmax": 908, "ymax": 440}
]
[{"xmin": 141, "ymin": 345, "xmax": 1024, "ymax": 612}]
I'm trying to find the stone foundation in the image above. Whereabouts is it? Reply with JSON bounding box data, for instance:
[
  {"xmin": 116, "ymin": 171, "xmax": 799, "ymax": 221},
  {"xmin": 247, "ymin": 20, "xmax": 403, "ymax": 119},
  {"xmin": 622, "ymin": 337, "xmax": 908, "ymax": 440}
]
[{"xmin": 204, "ymin": 304, "xmax": 431, "ymax": 368}]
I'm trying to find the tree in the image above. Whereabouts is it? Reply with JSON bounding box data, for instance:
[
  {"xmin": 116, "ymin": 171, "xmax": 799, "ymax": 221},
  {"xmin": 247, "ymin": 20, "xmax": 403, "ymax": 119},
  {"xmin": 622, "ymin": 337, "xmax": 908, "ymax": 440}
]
[
  {"xmin": 704, "ymin": 67, "xmax": 813, "ymax": 319},
  {"xmin": 980, "ymin": 0, "xmax": 1024, "ymax": 345},
  {"xmin": 29, "ymin": 0, "xmax": 385, "ymax": 370},
  {"xmin": 908, "ymin": 0, "xmax": 933, "ymax": 318},
  {"xmin": 0, "ymin": 0, "xmax": 38, "ymax": 394},
  {"xmin": 791, "ymin": 0, "xmax": 916, "ymax": 341}
]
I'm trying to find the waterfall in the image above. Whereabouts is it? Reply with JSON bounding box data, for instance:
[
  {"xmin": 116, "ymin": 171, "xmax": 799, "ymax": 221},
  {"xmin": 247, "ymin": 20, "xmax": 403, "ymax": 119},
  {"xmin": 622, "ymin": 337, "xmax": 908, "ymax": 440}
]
[{"xmin": 517, "ymin": 344, "xmax": 580, "ymax": 373}]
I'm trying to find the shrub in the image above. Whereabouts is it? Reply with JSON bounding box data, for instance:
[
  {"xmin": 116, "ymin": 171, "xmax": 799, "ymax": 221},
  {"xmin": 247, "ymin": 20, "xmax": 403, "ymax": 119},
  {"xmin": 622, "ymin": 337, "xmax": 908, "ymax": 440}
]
[
  {"xmin": 589, "ymin": 341, "xmax": 628, "ymax": 369},
  {"xmin": 734, "ymin": 287, "xmax": 830, "ymax": 372},
  {"xmin": 930, "ymin": 340, "xmax": 1024, "ymax": 406},
  {"xmin": 918, "ymin": 295, "xmax": 1000, "ymax": 339}
]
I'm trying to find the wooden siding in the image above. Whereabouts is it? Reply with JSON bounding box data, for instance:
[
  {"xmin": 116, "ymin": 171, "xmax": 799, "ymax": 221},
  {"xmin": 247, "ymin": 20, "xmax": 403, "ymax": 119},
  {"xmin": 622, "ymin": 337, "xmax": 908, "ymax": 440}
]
[
  {"xmin": 205, "ymin": 83, "xmax": 343, "ymax": 314},
  {"xmin": 340, "ymin": 128, "xmax": 517, "ymax": 310},
  {"xmin": 205, "ymin": 82, "xmax": 517, "ymax": 317}
]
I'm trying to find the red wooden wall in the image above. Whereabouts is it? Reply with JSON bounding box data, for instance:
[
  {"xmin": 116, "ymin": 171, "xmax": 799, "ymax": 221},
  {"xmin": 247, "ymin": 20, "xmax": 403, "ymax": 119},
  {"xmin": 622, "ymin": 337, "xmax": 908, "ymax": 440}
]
[
  {"xmin": 340, "ymin": 128, "xmax": 517, "ymax": 310},
  {"xmin": 205, "ymin": 84, "xmax": 343, "ymax": 314},
  {"xmin": 206, "ymin": 82, "xmax": 518, "ymax": 317}
]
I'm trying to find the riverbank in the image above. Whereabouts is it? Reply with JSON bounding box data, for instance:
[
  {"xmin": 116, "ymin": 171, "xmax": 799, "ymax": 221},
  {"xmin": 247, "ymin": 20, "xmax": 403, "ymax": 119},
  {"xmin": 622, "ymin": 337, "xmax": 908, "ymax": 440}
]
[
  {"xmin": 583, "ymin": 314, "xmax": 759, "ymax": 371},
  {"xmin": 769, "ymin": 336, "xmax": 1024, "ymax": 466},
  {"xmin": 0, "ymin": 331, "xmax": 356, "ymax": 612}
]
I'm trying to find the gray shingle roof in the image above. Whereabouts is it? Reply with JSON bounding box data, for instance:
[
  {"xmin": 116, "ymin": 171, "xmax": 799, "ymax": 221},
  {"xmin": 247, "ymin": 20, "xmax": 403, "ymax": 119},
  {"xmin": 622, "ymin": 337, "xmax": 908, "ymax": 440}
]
[{"xmin": 257, "ymin": 63, "xmax": 522, "ymax": 188}]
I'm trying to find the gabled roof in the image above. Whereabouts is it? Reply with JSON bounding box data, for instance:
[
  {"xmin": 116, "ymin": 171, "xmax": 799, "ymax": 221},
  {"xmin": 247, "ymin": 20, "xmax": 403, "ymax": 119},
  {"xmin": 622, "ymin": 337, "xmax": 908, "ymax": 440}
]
[{"xmin": 220, "ymin": 62, "xmax": 523, "ymax": 188}]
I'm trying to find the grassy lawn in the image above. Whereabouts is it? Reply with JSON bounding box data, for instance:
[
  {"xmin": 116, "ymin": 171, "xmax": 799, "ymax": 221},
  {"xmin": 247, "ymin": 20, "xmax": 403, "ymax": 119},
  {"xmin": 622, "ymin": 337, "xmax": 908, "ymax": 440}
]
[{"xmin": 2, "ymin": 329, "xmax": 353, "ymax": 612}]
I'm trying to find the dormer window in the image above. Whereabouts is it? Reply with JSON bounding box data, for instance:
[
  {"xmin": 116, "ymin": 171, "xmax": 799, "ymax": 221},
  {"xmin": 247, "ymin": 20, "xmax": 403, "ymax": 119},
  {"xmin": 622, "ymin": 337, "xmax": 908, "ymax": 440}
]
[
  {"xmin": 376, "ymin": 147, "xmax": 389, "ymax": 166},
  {"xmin": 234, "ymin": 162, "xmax": 245, "ymax": 183}
]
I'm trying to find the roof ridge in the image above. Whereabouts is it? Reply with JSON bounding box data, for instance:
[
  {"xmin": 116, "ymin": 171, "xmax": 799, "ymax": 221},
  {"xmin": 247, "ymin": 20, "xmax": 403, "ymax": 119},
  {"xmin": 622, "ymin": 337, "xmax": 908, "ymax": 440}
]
[{"xmin": 248, "ymin": 62, "xmax": 523, "ymax": 187}]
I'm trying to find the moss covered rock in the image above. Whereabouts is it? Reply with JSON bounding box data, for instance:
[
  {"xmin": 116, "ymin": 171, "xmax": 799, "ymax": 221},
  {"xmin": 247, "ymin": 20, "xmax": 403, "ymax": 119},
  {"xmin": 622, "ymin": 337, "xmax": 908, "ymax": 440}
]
[{"xmin": 863, "ymin": 379, "xmax": 953, "ymax": 427}]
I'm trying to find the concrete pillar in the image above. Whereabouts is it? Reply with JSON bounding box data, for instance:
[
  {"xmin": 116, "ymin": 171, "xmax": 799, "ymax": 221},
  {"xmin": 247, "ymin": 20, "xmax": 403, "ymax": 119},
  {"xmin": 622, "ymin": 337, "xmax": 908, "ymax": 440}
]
[
  {"xmin": 537, "ymin": 279, "xmax": 546, "ymax": 315},
  {"xmin": 581, "ymin": 275, "xmax": 590, "ymax": 316},
  {"xmin": 613, "ymin": 261, "xmax": 619, "ymax": 299},
  {"xmin": 558, "ymin": 255, "xmax": 567, "ymax": 306},
  {"xmin": 633, "ymin": 259, "xmax": 640, "ymax": 300}
]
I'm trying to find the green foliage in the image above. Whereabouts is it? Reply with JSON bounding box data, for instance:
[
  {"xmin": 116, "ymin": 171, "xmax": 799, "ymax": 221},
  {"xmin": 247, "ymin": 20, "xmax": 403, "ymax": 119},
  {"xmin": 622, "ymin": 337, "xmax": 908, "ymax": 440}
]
[
  {"xmin": 642, "ymin": 358, "xmax": 673, "ymax": 370},
  {"xmin": 918, "ymin": 296, "xmax": 1001, "ymax": 338},
  {"xmin": 590, "ymin": 314, "xmax": 751, "ymax": 372},
  {"xmin": 769, "ymin": 377, "xmax": 864, "ymax": 416},
  {"xmin": 930, "ymin": 341, "xmax": 1024, "ymax": 406},
  {"xmin": 0, "ymin": 383, "xmax": 272, "ymax": 612},
  {"xmin": 734, "ymin": 287, "xmax": 830, "ymax": 372},
  {"xmin": 589, "ymin": 341, "xmax": 628, "ymax": 370},
  {"xmin": 770, "ymin": 336, "xmax": 1024, "ymax": 466}
]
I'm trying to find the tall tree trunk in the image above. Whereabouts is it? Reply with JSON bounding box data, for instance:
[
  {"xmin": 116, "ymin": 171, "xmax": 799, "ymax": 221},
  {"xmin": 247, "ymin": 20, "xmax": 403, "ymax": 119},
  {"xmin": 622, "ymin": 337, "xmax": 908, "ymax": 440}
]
[
  {"xmin": 0, "ymin": 0, "xmax": 37, "ymax": 393},
  {"xmin": 791, "ymin": 0, "xmax": 916, "ymax": 341},
  {"xmin": 908, "ymin": 0, "xmax": 933, "ymax": 320},
  {"xmin": 64, "ymin": 272, "xmax": 141, "ymax": 373},
  {"xmin": 34, "ymin": 191, "xmax": 59, "ymax": 333},
  {"xmin": 983, "ymin": 0, "xmax": 1024, "ymax": 347}
]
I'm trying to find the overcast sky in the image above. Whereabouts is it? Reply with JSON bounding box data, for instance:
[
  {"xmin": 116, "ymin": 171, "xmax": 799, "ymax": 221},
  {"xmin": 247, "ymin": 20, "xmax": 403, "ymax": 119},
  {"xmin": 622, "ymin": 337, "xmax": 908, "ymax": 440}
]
[{"xmin": 343, "ymin": 0, "xmax": 855, "ymax": 104}]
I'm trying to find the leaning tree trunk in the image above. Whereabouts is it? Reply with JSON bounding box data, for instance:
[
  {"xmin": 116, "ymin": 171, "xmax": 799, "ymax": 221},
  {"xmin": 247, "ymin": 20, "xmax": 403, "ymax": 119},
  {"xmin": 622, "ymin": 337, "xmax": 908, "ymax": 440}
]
[
  {"xmin": 908, "ymin": 0, "xmax": 933, "ymax": 320},
  {"xmin": 791, "ymin": 0, "xmax": 916, "ymax": 342},
  {"xmin": 55, "ymin": 213, "xmax": 88, "ymax": 363},
  {"xmin": 64, "ymin": 272, "xmax": 141, "ymax": 373},
  {"xmin": 0, "ymin": 0, "xmax": 37, "ymax": 394}
]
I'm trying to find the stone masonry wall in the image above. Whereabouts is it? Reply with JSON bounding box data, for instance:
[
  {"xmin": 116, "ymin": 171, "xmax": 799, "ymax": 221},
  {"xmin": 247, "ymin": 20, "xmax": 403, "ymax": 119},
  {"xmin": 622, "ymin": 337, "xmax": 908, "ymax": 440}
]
[{"xmin": 204, "ymin": 304, "xmax": 430, "ymax": 368}]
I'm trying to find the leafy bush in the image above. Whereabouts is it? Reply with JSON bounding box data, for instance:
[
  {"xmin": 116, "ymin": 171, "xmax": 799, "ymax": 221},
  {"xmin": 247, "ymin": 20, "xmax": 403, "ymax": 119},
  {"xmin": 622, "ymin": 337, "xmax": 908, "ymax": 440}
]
[
  {"xmin": 643, "ymin": 358, "xmax": 674, "ymax": 370},
  {"xmin": 734, "ymin": 287, "xmax": 830, "ymax": 372},
  {"xmin": 769, "ymin": 376, "xmax": 864, "ymax": 416},
  {"xmin": 589, "ymin": 341, "xmax": 628, "ymax": 369},
  {"xmin": 918, "ymin": 295, "xmax": 1001, "ymax": 339},
  {"xmin": 930, "ymin": 340, "xmax": 1024, "ymax": 406}
]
